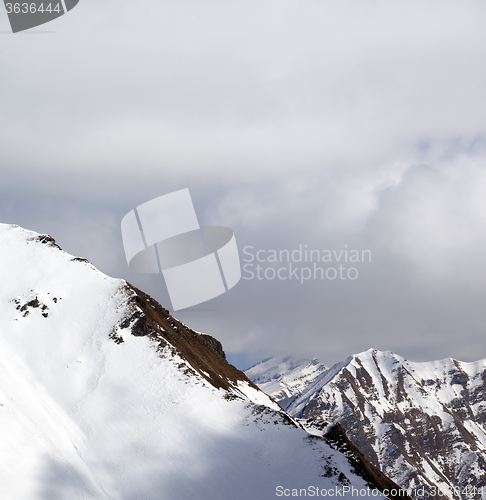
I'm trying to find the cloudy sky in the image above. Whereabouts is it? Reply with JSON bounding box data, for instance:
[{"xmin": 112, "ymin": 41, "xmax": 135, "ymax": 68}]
[{"xmin": 1, "ymin": 0, "xmax": 485, "ymax": 369}]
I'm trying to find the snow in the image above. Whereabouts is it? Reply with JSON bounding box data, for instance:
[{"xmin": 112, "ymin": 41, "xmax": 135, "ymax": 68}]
[
  {"xmin": 285, "ymin": 356, "xmax": 353, "ymax": 417},
  {"xmin": 233, "ymin": 380, "xmax": 282, "ymax": 410},
  {"xmin": 245, "ymin": 354, "xmax": 329, "ymax": 411},
  {"xmin": 0, "ymin": 224, "xmax": 380, "ymax": 500}
]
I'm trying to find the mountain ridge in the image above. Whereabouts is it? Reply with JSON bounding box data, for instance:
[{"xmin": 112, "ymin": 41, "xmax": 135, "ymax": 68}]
[
  {"xmin": 245, "ymin": 353, "xmax": 330, "ymax": 411},
  {"xmin": 0, "ymin": 223, "xmax": 405, "ymax": 500},
  {"xmin": 247, "ymin": 349, "xmax": 486, "ymax": 500}
]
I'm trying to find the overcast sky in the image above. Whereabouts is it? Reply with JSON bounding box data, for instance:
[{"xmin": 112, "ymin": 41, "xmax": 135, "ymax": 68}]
[{"xmin": 1, "ymin": 0, "xmax": 485, "ymax": 369}]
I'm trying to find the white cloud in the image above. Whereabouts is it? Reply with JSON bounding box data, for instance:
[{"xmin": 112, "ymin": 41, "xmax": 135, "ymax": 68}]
[
  {"xmin": 1, "ymin": 0, "xmax": 486, "ymax": 366},
  {"xmin": 370, "ymin": 146, "xmax": 486, "ymax": 292},
  {"xmin": 2, "ymin": 0, "xmax": 486, "ymax": 184}
]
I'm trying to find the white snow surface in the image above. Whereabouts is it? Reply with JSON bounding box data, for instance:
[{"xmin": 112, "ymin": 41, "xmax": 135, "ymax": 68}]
[{"xmin": 0, "ymin": 224, "xmax": 380, "ymax": 500}]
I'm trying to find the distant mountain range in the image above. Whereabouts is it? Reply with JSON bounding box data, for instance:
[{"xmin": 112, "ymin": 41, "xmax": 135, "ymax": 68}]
[
  {"xmin": 246, "ymin": 350, "xmax": 486, "ymax": 500},
  {"xmin": 0, "ymin": 223, "xmax": 403, "ymax": 500},
  {"xmin": 245, "ymin": 354, "xmax": 329, "ymax": 411}
]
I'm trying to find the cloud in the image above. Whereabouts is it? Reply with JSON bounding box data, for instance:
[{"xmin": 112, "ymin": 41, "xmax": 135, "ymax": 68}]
[
  {"xmin": 1, "ymin": 0, "xmax": 486, "ymax": 367},
  {"xmin": 370, "ymin": 143, "xmax": 486, "ymax": 293},
  {"xmin": 2, "ymin": 0, "xmax": 486, "ymax": 183}
]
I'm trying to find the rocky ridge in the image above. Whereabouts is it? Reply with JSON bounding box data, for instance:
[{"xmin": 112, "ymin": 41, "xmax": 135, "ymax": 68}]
[{"xmin": 248, "ymin": 349, "xmax": 486, "ymax": 500}]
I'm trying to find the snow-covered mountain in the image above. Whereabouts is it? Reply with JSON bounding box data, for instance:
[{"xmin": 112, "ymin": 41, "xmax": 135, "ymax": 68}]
[
  {"xmin": 245, "ymin": 355, "xmax": 329, "ymax": 411},
  {"xmin": 248, "ymin": 349, "xmax": 486, "ymax": 500},
  {"xmin": 0, "ymin": 224, "xmax": 402, "ymax": 500}
]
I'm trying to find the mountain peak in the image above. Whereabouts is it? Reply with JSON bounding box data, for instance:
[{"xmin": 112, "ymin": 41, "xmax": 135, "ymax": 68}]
[
  {"xmin": 1, "ymin": 223, "xmax": 401, "ymax": 500},
  {"xmin": 250, "ymin": 347, "xmax": 486, "ymax": 500}
]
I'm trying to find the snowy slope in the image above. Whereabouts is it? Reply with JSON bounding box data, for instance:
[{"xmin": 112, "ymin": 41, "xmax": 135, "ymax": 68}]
[
  {"xmin": 245, "ymin": 355, "xmax": 329, "ymax": 411},
  {"xmin": 257, "ymin": 348, "xmax": 486, "ymax": 500},
  {"xmin": 0, "ymin": 224, "xmax": 397, "ymax": 500}
]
